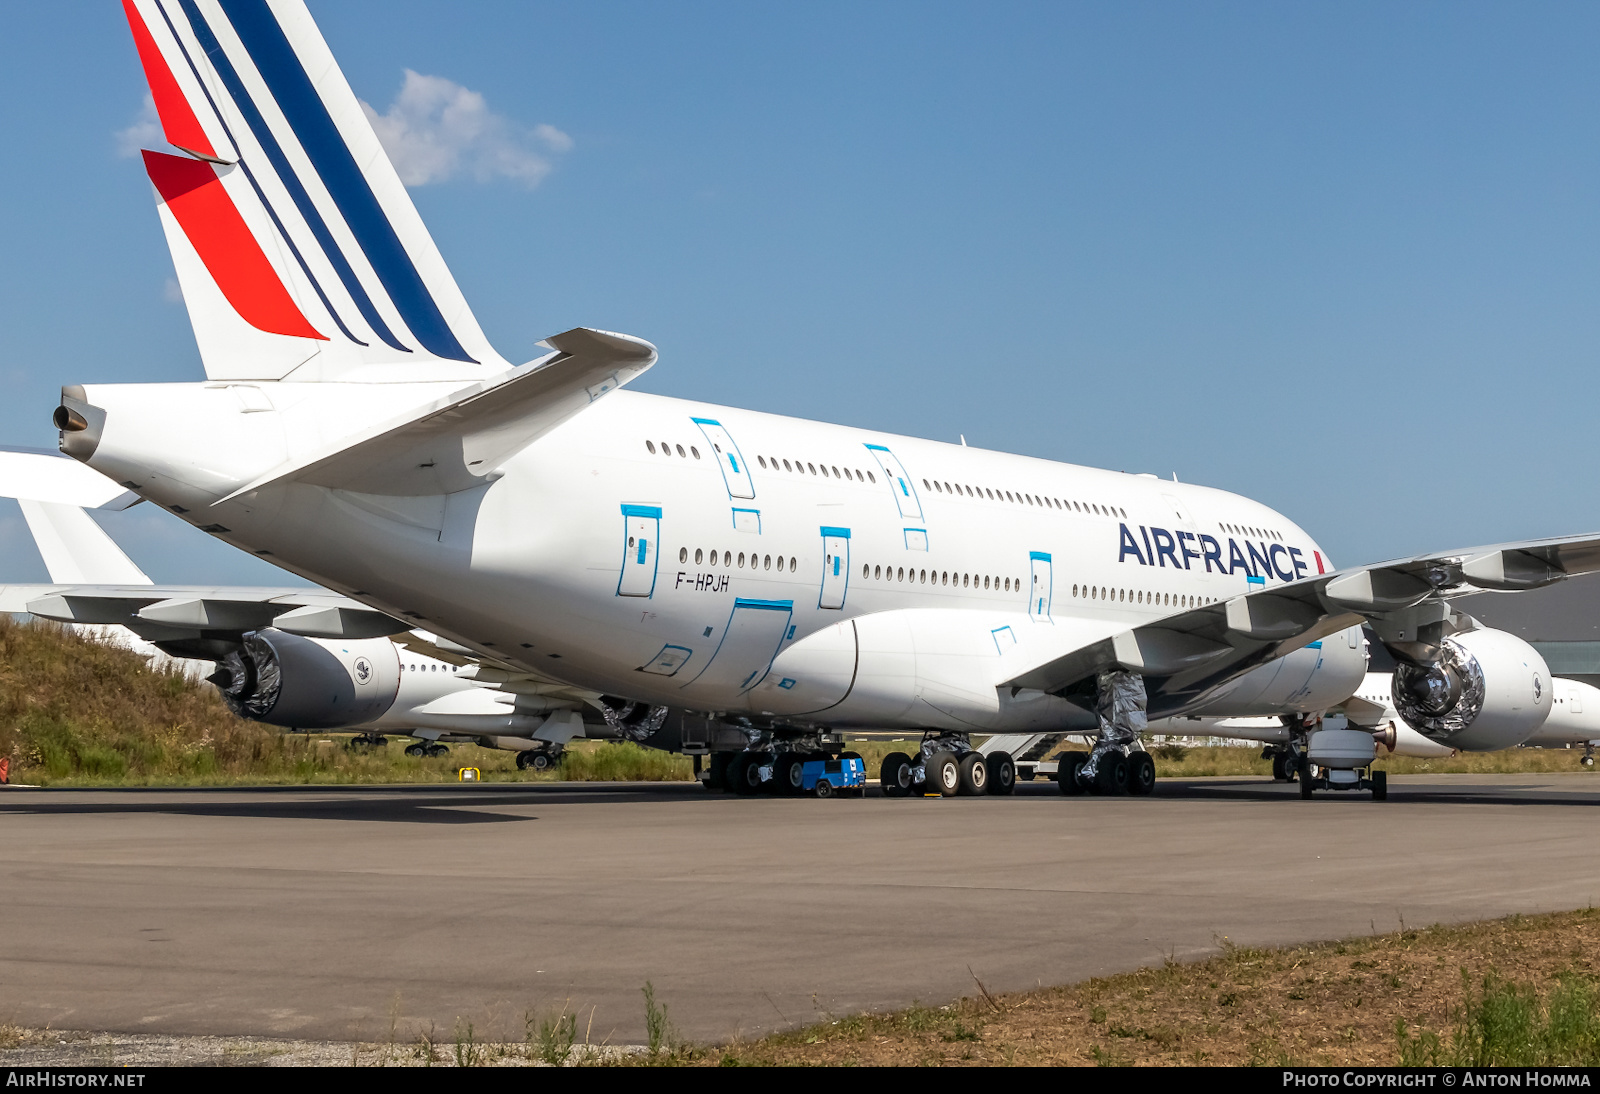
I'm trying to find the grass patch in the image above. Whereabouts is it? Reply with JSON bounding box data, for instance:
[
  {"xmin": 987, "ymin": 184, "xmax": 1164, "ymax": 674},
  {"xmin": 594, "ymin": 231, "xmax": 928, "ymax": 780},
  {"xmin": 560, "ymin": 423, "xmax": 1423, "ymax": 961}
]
[
  {"xmin": 0, "ymin": 616, "xmax": 693, "ymax": 787},
  {"xmin": 648, "ymin": 909, "xmax": 1600, "ymax": 1066}
]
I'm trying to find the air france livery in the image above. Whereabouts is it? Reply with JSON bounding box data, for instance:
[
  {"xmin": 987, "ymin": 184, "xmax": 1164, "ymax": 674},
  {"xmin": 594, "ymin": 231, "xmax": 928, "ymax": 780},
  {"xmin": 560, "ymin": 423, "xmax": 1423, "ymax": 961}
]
[{"xmin": 36, "ymin": 0, "xmax": 1600, "ymax": 801}]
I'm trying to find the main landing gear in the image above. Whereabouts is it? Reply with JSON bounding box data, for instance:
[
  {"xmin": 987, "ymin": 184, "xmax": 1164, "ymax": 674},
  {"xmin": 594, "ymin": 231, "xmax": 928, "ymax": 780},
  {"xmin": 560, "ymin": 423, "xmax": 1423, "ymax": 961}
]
[
  {"xmin": 1265, "ymin": 744, "xmax": 1301, "ymax": 782},
  {"xmin": 347, "ymin": 733, "xmax": 388, "ymax": 751},
  {"xmin": 879, "ymin": 734, "xmax": 1016, "ymax": 798},
  {"xmin": 404, "ymin": 742, "xmax": 450, "ymax": 758},
  {"xmin": 704, "ymin": 746, "xmax": 865, "ymax": 796},
  {"xmin": 1057, "ymin": 670, "xmax": 1156, "ymax": 797},
  {"xmin": 515, "ymin": 744, "xmax": 564, "ymax": 770}
]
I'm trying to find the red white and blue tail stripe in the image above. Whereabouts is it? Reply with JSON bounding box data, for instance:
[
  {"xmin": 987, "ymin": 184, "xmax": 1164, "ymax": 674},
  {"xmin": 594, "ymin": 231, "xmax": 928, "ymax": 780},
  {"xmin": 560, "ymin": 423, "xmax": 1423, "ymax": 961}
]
[{"xmin": 122, "ymin": 0, "xmax": 509, "ymax": 380}]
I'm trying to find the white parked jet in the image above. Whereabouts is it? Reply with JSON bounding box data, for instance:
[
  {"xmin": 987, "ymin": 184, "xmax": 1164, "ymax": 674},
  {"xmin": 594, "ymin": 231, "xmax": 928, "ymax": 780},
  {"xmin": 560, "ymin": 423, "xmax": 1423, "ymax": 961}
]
[
  {"xmin": 42, "ymin": 0, "xmax": 1600, "ymax": 801},
  {"xmin": 0, "ymin": 447, "xmax": 602, "ymax": 768}
]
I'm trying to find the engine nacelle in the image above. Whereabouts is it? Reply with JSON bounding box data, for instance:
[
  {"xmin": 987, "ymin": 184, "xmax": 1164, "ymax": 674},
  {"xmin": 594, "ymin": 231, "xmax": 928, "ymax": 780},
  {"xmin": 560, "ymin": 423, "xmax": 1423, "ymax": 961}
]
[
  {"xmin": 1390, "ymin": 628, "xmax": 1550, "ymax": 751},
  {"xmin": 211, "ymin": 629, "xmax": 400, "ymax": 729}
]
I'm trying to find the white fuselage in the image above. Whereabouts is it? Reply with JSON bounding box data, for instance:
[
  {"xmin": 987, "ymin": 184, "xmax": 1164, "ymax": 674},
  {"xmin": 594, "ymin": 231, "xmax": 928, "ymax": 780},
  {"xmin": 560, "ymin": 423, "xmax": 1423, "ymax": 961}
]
[{"xmin": 71, "ymin": 383, "xmax": 1368, "ymax": 731}]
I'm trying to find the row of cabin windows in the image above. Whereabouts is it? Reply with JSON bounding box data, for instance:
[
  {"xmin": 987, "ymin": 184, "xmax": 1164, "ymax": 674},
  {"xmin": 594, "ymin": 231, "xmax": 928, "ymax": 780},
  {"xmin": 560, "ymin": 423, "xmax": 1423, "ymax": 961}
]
[
  {"xmin": 1072, "ymin": 585, "xmax": 1215, "ymax": 610},
  {"xmin": 405, "ymin": 662, "xmax": 459, "ymax": 673},
  {"xmin": 755, "ymin": 454, "xmax": 876, "ymax": 484},
  {"xmin": 645, "ymin": 439, "xmax": 700, "ymax": 459},
  {"xmin": 678, "ymin": 546, "xmax": 798, "ymax": 572},
  {"xmin": 922, "ymin": 477, "xmax": 1128, "ymax": 519},
  {"xmin": 1221, "ymin": 521, "xmax": 1283, "ymax": 542},
  {"xmin": 864, "ymin": 565, "xmax": 1023, "ymax": 591}
]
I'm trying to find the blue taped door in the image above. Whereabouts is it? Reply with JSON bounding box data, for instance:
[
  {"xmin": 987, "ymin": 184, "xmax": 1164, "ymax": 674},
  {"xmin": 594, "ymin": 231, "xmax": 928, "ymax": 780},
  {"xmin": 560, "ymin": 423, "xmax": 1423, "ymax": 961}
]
[
  {"xmin": 619, "ymin": 508, "xmax": 661, "ymax": 596},
  {"xmin": 684, "ymin": 599, "xmax": 794, "ymax": 694},
  {"xmin": 820, "ymin": 527, "xmax": 850, "ymax": 609}
]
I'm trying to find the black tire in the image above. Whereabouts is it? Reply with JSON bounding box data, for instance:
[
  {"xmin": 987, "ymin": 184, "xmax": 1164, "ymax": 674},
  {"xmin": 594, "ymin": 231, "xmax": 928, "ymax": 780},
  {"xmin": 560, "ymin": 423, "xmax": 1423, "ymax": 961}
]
[
  {"xmin": 815, "ymin": 780, "xmax": 834, "ymax": 799},
  {"xmin": 373, "ymin": 737, "xmax": 388, "ymax": 748},
  {"xmin": 1299, "ymin": 756, "xmax": 1315, "ymax": 798},
  {"xmin": 1095, "ymin": 753, "xmax": 1130, "ymax": 795},
  {"xmin": 957, "ymin": 753, "xmax": 988, "ymax": 795},
  {"xmin": 427, "ymin": 744, "xmax": 449, "ymax": 758},
  {"xmin": 880, "ymin": 752, "xmax": 913, "ymax": 797},
  {"xmin": 407, "ymin": 744, "xmax": 426, "ymax": 758},
  {"xmin": 1018, "ymin": 767, "xmax": 1036, "ymax": 782},
  {"xmin": 1127, "ymin": 752, "xmax": 1156, "ymax": 796},
  {"xmin": 530, "ymin": 752, "xmax": 551, "ymax": 771},
  {"xmin": 987, "ymin": 751, "xmax": 1016, "ymax": 795},
  {"xmin": 1371, "ymin": 769, "xmax": 1387, "ymax": 801},
  {"xmin": 773, "ymin": 752, "xmax": 806, "ymax": 796},
  {"xmin": 706, "ymin": 752, "xmax": 731, "ymax": 791},
  {"xmin": 928, "ymin": 751, "xmax": 961, "ymax": 797},
  {"xmin": 1270, "ymin": 752, "xmax": 1287, "ymax": 781},
  {"xmin": 1057, "ymin": 751, "xmax": 1089, "ymax": 795},
  {"xmin": 726, "ymin": 753, "xmax": 755, "ymax": 796}
]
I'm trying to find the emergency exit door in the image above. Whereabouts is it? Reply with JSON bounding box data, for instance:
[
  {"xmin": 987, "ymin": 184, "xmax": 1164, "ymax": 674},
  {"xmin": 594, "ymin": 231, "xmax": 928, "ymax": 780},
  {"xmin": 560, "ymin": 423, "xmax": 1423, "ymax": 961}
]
[
  {"xmin": 618, "ymin": 504, "xmax": 662, "ymax": 597},
  {"xmin": 820, "ymin": 526, "xmax": 851, "ymax": 609}
]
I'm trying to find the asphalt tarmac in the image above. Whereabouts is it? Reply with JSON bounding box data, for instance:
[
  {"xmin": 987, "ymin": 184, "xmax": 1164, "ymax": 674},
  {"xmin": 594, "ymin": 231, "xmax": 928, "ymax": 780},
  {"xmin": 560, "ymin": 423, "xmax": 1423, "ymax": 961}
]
[{"xmin": 2, "ymin": 773, "xmax": 1598, "ymax": 1046}]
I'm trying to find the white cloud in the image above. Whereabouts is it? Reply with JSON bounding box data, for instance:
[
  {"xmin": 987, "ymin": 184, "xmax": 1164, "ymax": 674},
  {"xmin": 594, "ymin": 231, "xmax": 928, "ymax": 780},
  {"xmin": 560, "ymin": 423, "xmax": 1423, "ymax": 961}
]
[
  {"xmin": 361, "ymin": 70, "xmax": 571, "ymax": 188},
  {"xmin": 116, "ymin": 95, "xmax": 162, "ymax": 159}
]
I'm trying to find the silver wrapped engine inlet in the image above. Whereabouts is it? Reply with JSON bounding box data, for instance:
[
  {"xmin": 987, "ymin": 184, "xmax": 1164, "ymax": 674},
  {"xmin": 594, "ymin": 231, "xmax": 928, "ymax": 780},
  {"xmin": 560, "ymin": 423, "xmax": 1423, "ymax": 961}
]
[{"xmin": 1392, "ymin": 637, "xmax": 1485, "ymax": 737}]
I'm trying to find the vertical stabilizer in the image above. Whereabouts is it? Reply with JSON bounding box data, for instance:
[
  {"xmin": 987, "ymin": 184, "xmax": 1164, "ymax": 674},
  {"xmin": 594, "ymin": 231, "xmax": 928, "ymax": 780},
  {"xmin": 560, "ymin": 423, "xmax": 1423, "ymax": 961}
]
[{"xmin": 121, "ymin": 0, "xmax": 510, "ymax": 381}]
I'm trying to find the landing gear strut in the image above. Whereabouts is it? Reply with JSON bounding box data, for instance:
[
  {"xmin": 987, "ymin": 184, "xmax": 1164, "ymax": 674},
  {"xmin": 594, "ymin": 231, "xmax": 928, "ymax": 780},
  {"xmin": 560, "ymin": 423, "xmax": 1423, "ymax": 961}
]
[{"xmin": 1060, "ymin": 670, "xmax": 1155, "ymax": 797}]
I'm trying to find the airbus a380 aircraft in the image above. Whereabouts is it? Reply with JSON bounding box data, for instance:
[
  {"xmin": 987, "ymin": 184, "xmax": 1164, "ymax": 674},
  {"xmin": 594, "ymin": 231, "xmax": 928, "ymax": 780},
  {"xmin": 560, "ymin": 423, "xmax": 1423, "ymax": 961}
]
[{"xmin": 39, "ymin": 0, "xmax": 1600, "ymax": 801}]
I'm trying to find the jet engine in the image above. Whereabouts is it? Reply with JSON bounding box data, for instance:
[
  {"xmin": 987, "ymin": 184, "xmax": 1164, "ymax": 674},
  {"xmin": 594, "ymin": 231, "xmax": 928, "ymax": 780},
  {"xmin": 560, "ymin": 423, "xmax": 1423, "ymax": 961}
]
[
  {"xmin": 209, "ymin": 630, "xmax": 401, "ymax": 729},
  {"xmin": 1390, "ymin": 627, "xmax": 1550, "ymax": 751}
]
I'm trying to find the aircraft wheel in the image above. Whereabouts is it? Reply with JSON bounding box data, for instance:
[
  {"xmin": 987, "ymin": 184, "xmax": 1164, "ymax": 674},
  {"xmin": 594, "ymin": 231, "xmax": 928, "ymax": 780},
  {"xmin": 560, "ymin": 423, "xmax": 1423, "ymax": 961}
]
[
  {"xmin": 529, "ymin": 751, "xmax": 552, "ymax": 771},
  {"xmin": 426, "ymin": 744, "xmax": 449, "ymax": 758},
  {"xmin": 729, "ymin": 753, "xmax": 764, "ymax": 796},
  {"xmin": 880, "ymin": 752, "xmax": 913, "ymax": 798},
  {"xmin": 1270, "ymin": 752, "xmax": 1287, "ymax": 781},
  {"xmin": 1371, "ymin": 769, "xmax": 1387, "ymax": 801},
  {"xmin": 406, "ymin": 744, "xmax": 426, "ymax": 758},
  {"xmin": 986, "ymin": 751, "xmax": 1016, "ymax": 795},
  {"xmin": 1583, "ymin": 756, "xmax": 1595, "ymax": 768},
  {"xmin": 1127, "ymin": 752, "xmax": 1156, "ymax": 796},
  {"xmin": 1057, "ymin": 751, "xmax": 1089, "ymax": 795},
  {"xmin": 773, "ymin": 752, "xmax": 806, "ymax": 796},
  {"xmin": 1299, "ymin": 756, "xmax": 1315, "ymax": 798},
  {"xmin": 957, "ymin": 753, "xmax": 988, "ymax": 795},
  {"xmin": 1095, "ymin": 753, "xmax": 1130, "ymax": 795},
  {"xmin": 928, "ymin": 751, "xmax": 961, "ymax": 797}
]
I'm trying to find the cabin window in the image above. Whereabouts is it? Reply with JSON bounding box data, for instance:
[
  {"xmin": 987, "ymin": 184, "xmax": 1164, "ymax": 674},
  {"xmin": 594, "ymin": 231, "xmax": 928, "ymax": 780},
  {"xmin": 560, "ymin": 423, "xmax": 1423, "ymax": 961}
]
[
  {"xmin": 691, "ymin": 447, "xmax": 701, "ymax": 459},
  {"xmin": 782, "ymin": 459, "xmax": 792, "ymax": 472},
  {"xmin": 738, "ymin": 553, "xmax": 746, "ymax": 567},
  {"xmin": 646, "ymin": 441, "xmax": 656, "ymax": 454},
  {"xmin": 757, "ymin": 455, "xmax": 768, "ymax": 469},
  {"xmin": 679, "ymin": 547, "xmax": 687, "ymax": 563},
  {"xmin": 694, "ymin": 548, "xmax": 703, "ymax": 564}
]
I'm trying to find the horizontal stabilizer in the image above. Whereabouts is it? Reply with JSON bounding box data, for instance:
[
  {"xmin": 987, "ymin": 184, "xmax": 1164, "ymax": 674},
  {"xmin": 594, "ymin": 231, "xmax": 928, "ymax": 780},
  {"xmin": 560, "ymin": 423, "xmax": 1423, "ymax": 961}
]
[{"xmin": 222, "ymin": 328, "xmax": 657, "ymax": 499}]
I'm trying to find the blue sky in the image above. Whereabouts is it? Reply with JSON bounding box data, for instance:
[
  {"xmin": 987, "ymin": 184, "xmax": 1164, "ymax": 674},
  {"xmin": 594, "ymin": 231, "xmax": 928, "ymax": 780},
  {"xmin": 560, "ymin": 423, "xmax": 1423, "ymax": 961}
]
[{"xmin": 3, "ymin": 1, "xmax": 1599, "ymax": 584}]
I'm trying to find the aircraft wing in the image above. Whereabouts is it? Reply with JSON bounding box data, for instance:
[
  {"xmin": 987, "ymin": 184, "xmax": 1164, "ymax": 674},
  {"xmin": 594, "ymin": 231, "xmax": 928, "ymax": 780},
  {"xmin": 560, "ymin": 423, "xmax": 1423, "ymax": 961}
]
[
  {"xmin": 3, "ymin": 583, "xmax": 410, "ymax": 640},
  {"xmin": 1002, "ymin": 532, "xmax": 1600, "ymax": 715},
  {"xmin": 221, "ymin": 327, "xmax": 657, "ymax": 500}
]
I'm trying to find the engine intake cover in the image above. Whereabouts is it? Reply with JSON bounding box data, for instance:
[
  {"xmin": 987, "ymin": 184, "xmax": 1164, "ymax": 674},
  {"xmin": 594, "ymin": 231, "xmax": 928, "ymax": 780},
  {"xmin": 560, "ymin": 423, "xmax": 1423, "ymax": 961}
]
[{"xmin": 1391, "ymin": 628, "xmax": 1550, "ymax": 751}]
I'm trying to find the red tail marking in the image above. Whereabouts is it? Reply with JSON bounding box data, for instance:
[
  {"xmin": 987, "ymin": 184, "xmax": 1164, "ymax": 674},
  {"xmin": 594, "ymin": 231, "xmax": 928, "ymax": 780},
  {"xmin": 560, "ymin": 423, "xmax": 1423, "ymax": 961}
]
[
  {"xmin": 1314, "ymin": 551, "xmax": 1326, "ymax": 574},
  {"xmin": 122, "ymin": 1, "xmax": 219, "ymax": 162},
  {"xmin": 143, "ymin": 151, "xmax": 327, "ymax": 341}
]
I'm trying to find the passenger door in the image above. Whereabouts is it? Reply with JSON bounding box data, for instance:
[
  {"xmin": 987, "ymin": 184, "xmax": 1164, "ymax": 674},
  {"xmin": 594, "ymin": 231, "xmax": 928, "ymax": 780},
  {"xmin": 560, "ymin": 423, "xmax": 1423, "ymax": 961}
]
[
  {"xmin": 618, "ymin": 504, "xmax": 662, "ymax": 597},
  {"xmin": 866, "ymin": 444, "xmax": 923, "ymax": 522},
  {"xmin": 820, "ymin": 526, "xmax": 851, "ymax": 609},
  {"xmin": 683, "ymin": 598, "xmax": 794, "ymax": 695},
  {"xmin": 1028, "ymin": 551, "xmax": 1053, "ymax": 622}
]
